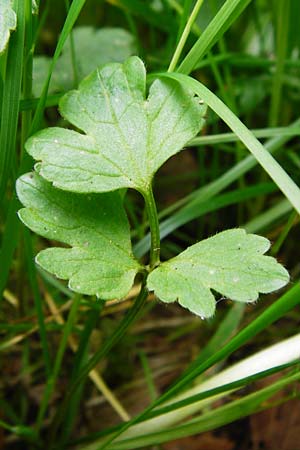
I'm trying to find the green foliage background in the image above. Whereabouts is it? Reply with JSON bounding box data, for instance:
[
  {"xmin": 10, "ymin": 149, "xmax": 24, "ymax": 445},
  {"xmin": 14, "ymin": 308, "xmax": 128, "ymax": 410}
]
[{"xmin": 0, "ymin": 0, "xmax": 300, "ymax": 449}]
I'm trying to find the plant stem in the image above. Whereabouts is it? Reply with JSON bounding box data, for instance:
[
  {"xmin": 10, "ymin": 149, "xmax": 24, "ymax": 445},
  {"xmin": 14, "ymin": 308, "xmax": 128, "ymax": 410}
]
[
  {"xmin": 168, "ymin": 0, "xmax": 205, "ymax": 72},
  {"xmin": 143, "ymin": 186, "xmax": 160, "ymax": 268}
]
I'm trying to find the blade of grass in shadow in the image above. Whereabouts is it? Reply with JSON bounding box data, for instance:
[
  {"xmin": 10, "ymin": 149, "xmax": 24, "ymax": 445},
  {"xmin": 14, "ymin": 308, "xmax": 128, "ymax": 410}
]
[
  {"xmin": 178, "ymin": 0, "xmax": 252, "ymax": 74},
  {"xmin": 0, "ymin": 0, "xmax": 25, "ymax": 199},
  {"xmin": 269, "ymin": 0, "xmax": 290, "ymax": 126},
  {"xmin": 160, "ymin": 73, "xmax": 300, "ymax": 214}
]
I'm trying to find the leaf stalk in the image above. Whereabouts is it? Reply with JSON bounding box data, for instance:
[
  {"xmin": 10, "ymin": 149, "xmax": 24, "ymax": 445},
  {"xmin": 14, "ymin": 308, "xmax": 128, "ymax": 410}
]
[{"xmin": 143, "ymin": 186, "xmax": 160, "ymax": 268}]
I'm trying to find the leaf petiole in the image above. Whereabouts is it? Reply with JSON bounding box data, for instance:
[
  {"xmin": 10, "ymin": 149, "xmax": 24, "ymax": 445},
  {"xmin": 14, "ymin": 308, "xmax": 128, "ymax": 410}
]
[{"xmin": 142, "ymin": 186, "xmax": 160, "ymax": 269}]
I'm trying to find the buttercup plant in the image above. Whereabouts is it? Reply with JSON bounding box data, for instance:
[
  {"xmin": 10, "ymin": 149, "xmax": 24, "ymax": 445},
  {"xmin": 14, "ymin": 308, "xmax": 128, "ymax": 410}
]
[{"xmin": 16, "ymin": 56, "xmax": 289, "ymax": 318}]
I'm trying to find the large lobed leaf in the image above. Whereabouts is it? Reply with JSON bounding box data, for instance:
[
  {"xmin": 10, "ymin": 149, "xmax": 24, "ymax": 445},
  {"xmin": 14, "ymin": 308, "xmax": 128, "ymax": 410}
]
[
  {"xmin": 16, "ymin": 173, "xmax": 141, "ymax": 299},
  {"xmin": 32, "ymin": 27, "xmax": 137, "ymax": 96},
  {"xmin": 26, "ymin": 56, "xmax": 206, "ymax": 194},
  {"xmin": 0, "ymin": 0, "xmax": 17, "ymax": 54},
  {"xmin": 147, "ymin": 229, "xmax": 289, "ymax": 318}
]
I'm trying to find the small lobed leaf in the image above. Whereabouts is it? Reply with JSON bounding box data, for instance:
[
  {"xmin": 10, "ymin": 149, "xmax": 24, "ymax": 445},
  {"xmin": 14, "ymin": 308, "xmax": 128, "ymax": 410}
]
[
  {"xmin": 32, "ymin": 27, "xmax": 137, "ymax": 96},
  {"xmin": 147, "ymin": 229, "xmax": 290, "ymax": 318},
  {"xmin": 26, "ymin": 56, "xmax": 206, "ymax": 195},
  {"xmin": 0, "ymin": 0, "xmax": 17, "ymax": 54},
  {"xmin": 16, "ymin": 173, "xmax": 141, "ymax": 299}
]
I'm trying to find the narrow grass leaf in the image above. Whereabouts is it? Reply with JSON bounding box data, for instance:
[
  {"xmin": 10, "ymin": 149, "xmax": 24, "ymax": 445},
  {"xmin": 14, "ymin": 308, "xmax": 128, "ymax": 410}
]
[
  {"xmin": 105, "ymin": 370, "xmax": 300, "ymax": 449},
  {"xmin": 0, "ymin": 0, "xmax": 25, "ymax": 198},
  {"xmin": 178, "ymin": 0, "xmax": 252, "ymax": 74},
  {"xmin": 0, "ymin": 0, "xmax": 17, "ymax": 53},
  {"xmin": 161, "ymin": 73, "xmax": 300, "ymax": 215}
]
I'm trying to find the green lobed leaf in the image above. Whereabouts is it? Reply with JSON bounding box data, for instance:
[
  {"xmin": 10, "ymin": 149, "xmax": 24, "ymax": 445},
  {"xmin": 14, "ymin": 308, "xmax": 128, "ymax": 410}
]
[
  {"xmin": 0, "ymin": 0, "xmax": 16, "ymax": 54},
  {"xmin": 32, "ymin": 27, "xmax": 137, "ymax": 96},
  {"xmin": 147, "ymin": 229, "xmax": 289, "ymax": 318},
  {"xmin": 26, "ymin": 56, "xmax": 206, "ymax": 194},
  {"xmin": 16, "ymin": 173, "xmax": 141, "ymax": 300}
]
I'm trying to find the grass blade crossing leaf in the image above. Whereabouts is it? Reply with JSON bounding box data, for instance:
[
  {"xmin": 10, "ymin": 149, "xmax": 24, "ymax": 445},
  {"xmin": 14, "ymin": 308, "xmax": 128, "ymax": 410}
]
[
  {"xmin": 25, "ymin": 56, "xmax": 206, "ymax": 195},
  {"xmin": 147, "ymin": 229, "xmax": 289, "ymax": 317},
  {"xmin": 16, "ymin": 173, "xmax": 141, "ymax": 299},
  {"xmin": 160, "ymin": 73, "xmax": 300, "ymax": 215}
]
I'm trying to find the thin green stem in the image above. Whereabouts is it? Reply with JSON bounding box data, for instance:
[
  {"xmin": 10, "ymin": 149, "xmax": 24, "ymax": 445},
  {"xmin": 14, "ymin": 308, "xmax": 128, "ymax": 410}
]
[
  {"xmin": 143, "ymin": 186, "xmax": 160, "ymax": 268},
  {"xmin": 168, "ymin": 0, "xmax": 205, "ymax": 72},
  {"xmin": 21, "ymin": 0, "xmax": 33, "ymax": 153}
]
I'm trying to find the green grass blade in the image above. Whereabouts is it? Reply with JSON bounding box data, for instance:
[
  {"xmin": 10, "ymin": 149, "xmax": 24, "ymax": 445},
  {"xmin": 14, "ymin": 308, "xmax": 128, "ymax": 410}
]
[
  {"xmin": 106, "ymin": 370, "xmax": 300, "ymax": 449},
  {"xmin": 175, "ymin": 0, "xmax": 193, "ymax": 45},
  {"xmin": 0, "ymin": 196, "xmax": 20, "ymax": 299},
  {"xmin": 269, "ymin": 0, "xmax": 290, "ymax": 126},
  {"xmin": 154, "ymin": 283, "xmax": 300, "ymax": 403},
  {"xmin": 188, "ymin": 126, "xmax": 300, "ymax": 146},
  {"xmin": 72, "ymin": 360, "xmax": 297, "ymax": 448},
  {"xmin": 178, "ymin": 0, "xmax": 252, "ymax": 74},
  {"xmin": 161, "ymin": 73, "xmax": 300, "ymax": 214},
  {"xmin": 0, "ymin": 0, "xmax": 25, "ymax": 198},
  {"xmin": 168, "ymin": 0, "xmax": 205, "ymax": 72}
]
